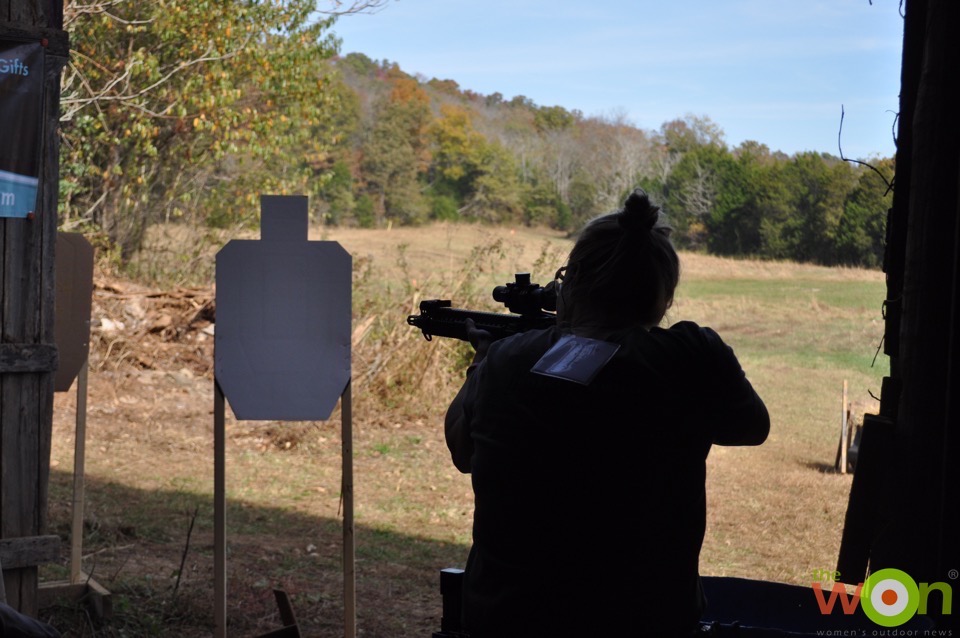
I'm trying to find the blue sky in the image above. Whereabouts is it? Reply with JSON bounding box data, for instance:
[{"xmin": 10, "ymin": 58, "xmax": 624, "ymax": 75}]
[{"xmin": 331, "ymin": 1, "xmax": 903, "ymax": 159}]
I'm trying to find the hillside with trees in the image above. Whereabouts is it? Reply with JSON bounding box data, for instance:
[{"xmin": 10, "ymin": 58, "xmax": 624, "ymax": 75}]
[
  {"xmin": 58, "ymin": 4, "xmax": 893, "ymax": 269},
  {"xmin": 326, "ymin": 53, "xmax": 893, "ymax": 268}
]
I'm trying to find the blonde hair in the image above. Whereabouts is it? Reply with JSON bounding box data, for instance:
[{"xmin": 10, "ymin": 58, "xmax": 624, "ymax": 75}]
[{"xmin": 561, "ymin": 189, "xmax": 679, "ymax": 329}]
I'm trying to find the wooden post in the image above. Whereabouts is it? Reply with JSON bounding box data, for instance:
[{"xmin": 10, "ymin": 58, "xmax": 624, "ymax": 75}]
[
  {"xmin": 840, "ymin": 380, "xmax": 849, "ymax": 474},
  {"xmin": 342, "ymin": 380, "xmax": 355, "ymax": 638},
  {"xmin": 69, "ymin": 358, "xmax": 89, "ymax": 583},
  {"xmin": 213, "ymin": 378, "xmax": 354, "ymax": 638},
  {"xmin": 214, "ymin": 380, "xmax": 227, "ymax": 638},
  {"xmin": 38, "ymin": 232, "xmax": 108, "ymax": 617},
  {"xmin": 0, "ymin": 0, "xmax": 68, "ymax": 616}
]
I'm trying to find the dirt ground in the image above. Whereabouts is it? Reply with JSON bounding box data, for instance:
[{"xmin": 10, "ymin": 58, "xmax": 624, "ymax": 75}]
[
  {"xmin": 44, "ymin": 272, "xmax": 464, "ymax": 637},
  {"xmin": 35, "ymin": 223, "xmax": 875, "ymax": 636}
]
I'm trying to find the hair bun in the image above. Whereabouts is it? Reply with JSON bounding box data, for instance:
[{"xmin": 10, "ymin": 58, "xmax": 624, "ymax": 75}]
[{"xmin": 619, "ymin": 188, "xmax": 659, "ymax": 232}]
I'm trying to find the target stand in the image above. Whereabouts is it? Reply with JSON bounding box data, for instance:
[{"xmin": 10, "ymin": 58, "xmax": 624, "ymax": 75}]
[
  {"xmin": 38, "ymin": 233, "xmax": 112, "ymax": 619},
  {"xmin": 213, "ymin": 196, "xmax": 353, "ymax": 638}
]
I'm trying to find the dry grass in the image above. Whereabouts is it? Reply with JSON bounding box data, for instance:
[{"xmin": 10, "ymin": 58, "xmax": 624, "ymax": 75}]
[
  {"xmin": 322, "ymin": 223, "xmax": 885, "ymax": 588},
  {"xmin": 42, "ymin": 222, "xmax": 885, "ymax": 636},
  {"xmin": 680, "ymin": 251, "xmax": 884, "ymax": 283}
]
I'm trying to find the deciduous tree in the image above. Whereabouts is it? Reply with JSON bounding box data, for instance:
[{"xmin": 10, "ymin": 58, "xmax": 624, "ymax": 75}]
[
  {"xmin": 835, "ymin": 158, "xmax": 893, "ymax": 266},
  {"xmin": 60, "ymin": 0, "xmax": 376, "ymax": 256}
]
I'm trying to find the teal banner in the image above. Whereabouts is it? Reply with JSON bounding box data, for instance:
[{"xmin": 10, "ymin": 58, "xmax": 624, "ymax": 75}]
[{"xmin": 0, "ymin": 41, "xmax": 43, "ymax": 218}]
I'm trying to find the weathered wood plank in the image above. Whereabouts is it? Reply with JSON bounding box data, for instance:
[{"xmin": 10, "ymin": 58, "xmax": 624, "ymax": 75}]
[
  {"xmin": 0, "ymin": 218, "xmax": 40, "ymax": 610},
  {"xmin": 36, "ymin": 31, "xmax": 63, "ymax": 536},
  {"xmin": 0, "ymin": 23, "xmax": 69, "ymax": 55},
  {"xmin": 6, "ymin": 1, "xmax": 43, "ymax": 26},
  {"xmin": 0, "ymin": 344, "xmax": 57, "ymax": 373},
  {"xmin": 0, "ymin": 375, "xmax": 41, "ymax": 614},
  {"xmin": 2, "ymin": 219, "xmax": 26, "ymax": 340},
  {"xmin": 2, "ymin": 219, "xmax": 37, "ymax": 546},
  {"xmin": 1, "ymin": 563, "xmax": 38, "ymax": 615},
  {"xmin": 0, "ymin": 56, "xmax": 4, "ymax": 553},
  {"xmin": 0, "ymin": 1, "xmax": 67, "ymax": 616},
  {"xmin": 1, "ymin": 376, "xmax": 26, "ymax": 539},
  {"xmin": 0, "ymin": 535, "xmax": 59, "ymax": 569},
  {"xmin": 2, "ymin": 571, "xmax": 19, "ymax": 609},
  {"xmin": 39, "ymin": 573, "xmax": 112, "ymax": 620},
  {"xmin": 37, "ymin": 371, "xmax": 53, "ymax": 532}
]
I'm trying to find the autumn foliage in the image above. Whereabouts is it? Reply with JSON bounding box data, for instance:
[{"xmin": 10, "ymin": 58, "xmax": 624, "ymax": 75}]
[{"xmin": 59, "ymin": 12, "xmax": 893, "ymax": 268}]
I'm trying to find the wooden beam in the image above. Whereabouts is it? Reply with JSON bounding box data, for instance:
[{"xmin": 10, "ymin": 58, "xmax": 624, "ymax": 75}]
[
  {"xmin": 38, "ymin": 572, "xmax": 112, "ymax": 621},
  {"xmin": 0, "ymin": 1, "xmax": 68, "ymax": 616},
  {"xmin": 0, "ymin": 535, "xmax": 59, "ymax": 569},
  {"xmin": 0, "ymin": 22, "xmax": 68, "ymax": 53},
  {"xmin": 0, "ymin": 344, "xmax": 58, "ymax": 373}
]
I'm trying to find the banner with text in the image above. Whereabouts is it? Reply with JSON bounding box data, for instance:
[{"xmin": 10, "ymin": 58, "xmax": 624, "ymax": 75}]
[{"xmin": 0, "ymin": 40, "xmax": 43, "ymax": 218}]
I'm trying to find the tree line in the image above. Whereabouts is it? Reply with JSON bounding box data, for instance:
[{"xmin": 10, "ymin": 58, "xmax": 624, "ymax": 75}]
[{"xmin": 59, "ymin": 5, "xmax": 893, "ymax": 269}]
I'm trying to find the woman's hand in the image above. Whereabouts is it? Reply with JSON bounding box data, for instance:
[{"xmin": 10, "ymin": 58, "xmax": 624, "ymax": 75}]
[
  {"xmin": 465, "ymin": 318, "xmax": 493, "ymax": 363},
  {"xmin": 444, "ymin": 318, "xmax": 492, "ymax": 473}
]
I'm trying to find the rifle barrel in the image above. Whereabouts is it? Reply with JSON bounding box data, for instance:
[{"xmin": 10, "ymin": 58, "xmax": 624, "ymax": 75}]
[{"xmin": 407, "ymin": 300, "xmax": 556, "ymax": 342}]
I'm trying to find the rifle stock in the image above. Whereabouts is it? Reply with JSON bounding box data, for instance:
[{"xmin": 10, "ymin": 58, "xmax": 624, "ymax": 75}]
[{"xmin": 407, "ymin": 299, "xmax": 556, "ymax": 342}]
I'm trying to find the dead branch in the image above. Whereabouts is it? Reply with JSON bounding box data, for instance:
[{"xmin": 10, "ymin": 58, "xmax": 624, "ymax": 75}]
[
  {"xmin": 315, "ymin": 0, "xmax": 392, "ymax": 16},
  {"xmin": 172, "ymin": 506, "xmax": 199, "ymax": 599},
  {"xmin": 838, "ymin": 105, "xmax": 894, "ymax": 194}
]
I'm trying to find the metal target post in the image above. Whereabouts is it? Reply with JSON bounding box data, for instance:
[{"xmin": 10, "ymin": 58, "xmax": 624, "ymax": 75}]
[{"xmin": 213, "ymin": 196, "xmax": 354, "ymax": 638}]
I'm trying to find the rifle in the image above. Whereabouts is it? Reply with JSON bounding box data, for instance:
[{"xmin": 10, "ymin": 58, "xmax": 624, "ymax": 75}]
[{"xmin": 407, "ymin": 273, "xmax": 558, "ymax": 342}]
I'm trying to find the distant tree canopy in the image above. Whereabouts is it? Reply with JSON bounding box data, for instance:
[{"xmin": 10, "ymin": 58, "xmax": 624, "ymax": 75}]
[
  {"xmin": 324, "ymin": 55, "xmax": 892, "ymax": 267},
  {"xmin": 59, "ymin": 14, "xmax": 894, "ymax": 270}
]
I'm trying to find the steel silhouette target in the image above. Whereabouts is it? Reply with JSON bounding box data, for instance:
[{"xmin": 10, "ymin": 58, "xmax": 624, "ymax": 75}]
[
  {"xmin": 214, "ymin": 195, "xmax": 352, "ymax": 420},
  {"xmin": 54, "ymin": 232, "xmax": 94, "ymax": 392}
]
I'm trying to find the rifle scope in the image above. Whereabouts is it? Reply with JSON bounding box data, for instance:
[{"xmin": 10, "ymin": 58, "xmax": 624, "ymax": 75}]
[{"xmin": 492, "ymin": 273, "xmax": 557, "ymax": 315}]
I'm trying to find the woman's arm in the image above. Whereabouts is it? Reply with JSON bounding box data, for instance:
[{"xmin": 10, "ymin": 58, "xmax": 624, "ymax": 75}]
[
  {"xmin": 445, "ymin": 376, "xmax": 475, "ymax": 473},
  {"xmin": 711, "ymin": 380, "xmax": 770, "ymax": 446},
  {"xmin": 444, "ymin": 319, "xmax": 493, "ymax": 473},
  {"xmin": 699, "ymin": 326, "xmax": 770, "ymax": 446}
]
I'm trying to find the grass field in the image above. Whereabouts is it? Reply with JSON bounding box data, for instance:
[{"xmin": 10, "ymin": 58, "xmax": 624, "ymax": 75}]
[{"xmin": 44, "ymin": 222, "xmax": 886, "ymax": 636}]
